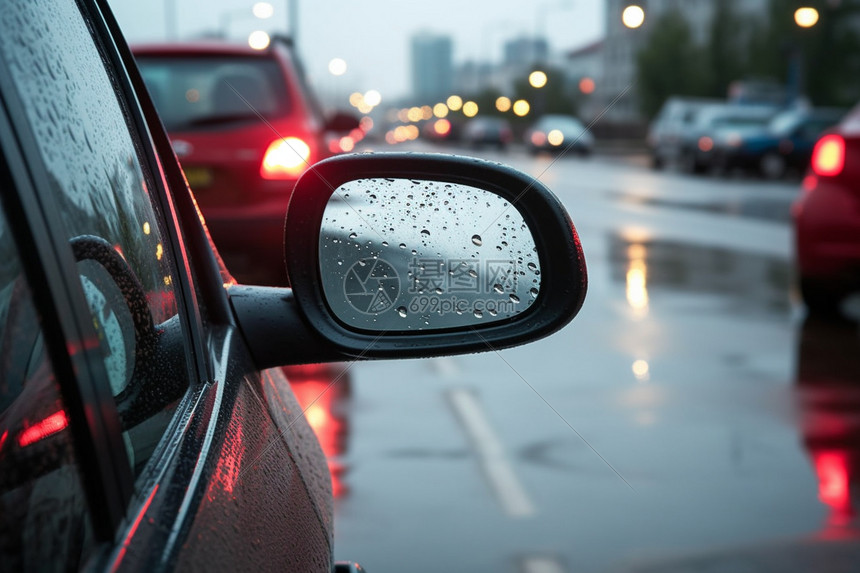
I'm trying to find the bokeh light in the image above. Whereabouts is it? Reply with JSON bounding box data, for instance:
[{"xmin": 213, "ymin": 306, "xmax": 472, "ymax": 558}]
[
  {"xmin": 248, "ymin": 30, "xmax": 271, "ymax": 50},
  {"xmin": 462, "ymin": 101, "xmax": 479, "ymax": 117},
  {"xmin": 529, "ymin": 70, "xmax": 548, "ymax": 89},
  {"xmin": 328, "ymin": 58, "xmax": 347, "ymax": 76},
  {"xmin": 579, "ymin": 77, "xmax": 595, "ymax": 94},
  {"xmin": 495, "ymin": 96, "xmax": 512, "ymax": 112},
  {"xmin": 433, "ymin": 103, "xmax": 449, "ymax": 118},
  {"xmin": 447, "ymin": 95, "xmax": 463, "ymax": 111},
  {"xmin": 622, "ymin": 5, "xmax": 645, "ymax": 29},
  {"xmin": 795, "ymin": 7, "xmax": 819, "ymax": 28},
  {"xmin": 252, "ymin": 2, "xmax": 274, "ymax": 19},
  {"xmin": 513, "ymin": 99, "xmax": 530, "ymax": 117}
]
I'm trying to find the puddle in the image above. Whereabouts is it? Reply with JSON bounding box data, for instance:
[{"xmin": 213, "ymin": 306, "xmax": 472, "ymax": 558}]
[{"xmin": 609, "ymin": 234, "xmax": 792, "ymax": 315}]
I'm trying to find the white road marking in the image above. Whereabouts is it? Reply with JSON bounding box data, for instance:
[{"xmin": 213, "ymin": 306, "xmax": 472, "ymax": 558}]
[{"xmin": 447, "ymin": 388, "xmax": 536, "ymax": 518}]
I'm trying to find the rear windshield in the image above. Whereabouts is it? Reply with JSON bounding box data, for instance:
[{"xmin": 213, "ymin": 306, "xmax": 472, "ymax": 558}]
[{"xmin": 136, "ymin": 55, "xmax": 290, "ymax": 131}]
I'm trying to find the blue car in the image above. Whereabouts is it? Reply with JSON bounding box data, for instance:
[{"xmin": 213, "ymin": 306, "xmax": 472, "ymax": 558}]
[{"xmin": 713, "ymin": 108, "xmax": 845, "ymax": 179}]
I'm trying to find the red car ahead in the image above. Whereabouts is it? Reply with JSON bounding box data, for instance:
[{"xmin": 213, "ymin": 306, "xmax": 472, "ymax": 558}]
[
  {"xmin": 133, "ymin": 40, "xmax": 355, "ymax": 285},
  {"xmin": 793, "ymin": 103, "xmax": 860, "ymax": 314}
]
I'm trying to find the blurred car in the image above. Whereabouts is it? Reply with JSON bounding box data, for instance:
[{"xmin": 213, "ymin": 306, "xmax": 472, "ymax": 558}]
[
  {"xmin": 133, "ymin": 40, "xmax": 358, "ymax": 286},
  {"xmin": 647, "ymin": 96, "xmax": 722, "ymax": 169},
  {"xmin": 712, "ymin": 107, "xmax": 845, "ymax": 178},
  {"xmin": 462, "ymin": 117, "xmax": 514, "ymax": 150},
  {"xmin": 525, "ymin": 114, "xmax": 594, "ymax": 156},
  {"xmin": 793, "ymin": 103, "xmax": 860, "ymax": 314},
  {"xmin": 0, "ymin": 0, "xmax": 587, "ymax": 569},
  {"xmin": 679, "ymin": 104, "xmax": 778, "ymax": 174}
]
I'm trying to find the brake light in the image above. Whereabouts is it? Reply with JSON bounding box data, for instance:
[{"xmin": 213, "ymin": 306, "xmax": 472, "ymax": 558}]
[
  {"xmin": 811, "ymin": 134, "xmax": 845, "ymax": 177},
  {"xmin": 698, "ymin": 136, "xmax": 714, "ymax": 152},
  {"xmin": 260, "ymin": 137, "xmax": 311, "ymax": 179}
]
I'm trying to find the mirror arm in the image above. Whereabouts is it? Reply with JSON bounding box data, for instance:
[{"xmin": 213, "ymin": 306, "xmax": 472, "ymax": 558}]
[{"xmin": 228, "ymin": 285, "xmax": 354, "ymax": 368}]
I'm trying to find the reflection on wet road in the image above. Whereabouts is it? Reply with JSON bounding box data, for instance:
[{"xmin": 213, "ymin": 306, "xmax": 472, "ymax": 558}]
[{"xmin": 287, "ymin": 142, "xmax": 860, "ymax": 572}]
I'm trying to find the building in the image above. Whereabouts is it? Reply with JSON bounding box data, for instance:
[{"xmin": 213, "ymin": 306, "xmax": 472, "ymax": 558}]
[
  {"xmin": 411, "ymin": 32, "xmax": 454, "ymax": 103},
  {"xmin": 503, "ymin": 36, "xmax": 550, "ymax": 67}
]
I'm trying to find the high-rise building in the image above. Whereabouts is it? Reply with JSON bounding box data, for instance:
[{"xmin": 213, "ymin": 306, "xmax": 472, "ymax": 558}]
[{"xmin": 411, "ymin": 32, "xmax": 453, "ymax": 102}]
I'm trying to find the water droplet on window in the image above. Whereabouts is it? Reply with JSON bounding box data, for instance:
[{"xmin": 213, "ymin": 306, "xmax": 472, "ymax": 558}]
[
  {"xmin": 530, "ymin": 288, "xmax": 539, "ymax": 298},
  {"xmin": 348, "ymin": 232, "xmax": 358, "ymax": 239},
  {"xmin": 473, "ymin": 309, "xmax": 483, "ymax": 319},
  {"xmin": 399, "ymin": 243, "xmax": 406, "ymax": 249},
  {"xmin": 527, "ymin": 262, "xmax": 537, "ymax": 271},
  {"xmin": 510, "ymin": 294, "xmax": 520, "ymax": 303},
  {"xmin": 471, "ymin": 234, "xmax": 482, "ymax": 246},
  {"xmin": 420, "ymin": 229, "xmax": 430, "ymax": 237},
  {"xmin": 468, "ymin": 269, "xmax": 477, "ymax": 278},
  {"xmin": 493, "ymin": 284, "xmax": 504, "ymax": 294},
  {"xmin": 397, "ymin": 306, "xmax": 407, "ymax": 318}
]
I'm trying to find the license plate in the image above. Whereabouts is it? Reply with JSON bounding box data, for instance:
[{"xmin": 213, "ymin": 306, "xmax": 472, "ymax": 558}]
[{"xmin": 184, "ymin": 167, "xmax": 213, "ymax": 189}]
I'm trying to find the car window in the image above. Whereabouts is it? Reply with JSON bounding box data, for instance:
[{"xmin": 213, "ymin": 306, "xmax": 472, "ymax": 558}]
[
  {"xmin": 0, "ymin": 0, "xmax": 194, "ymax": 477},
  {"xmin": 0, "ymin": 204, "xmax": 97, "ymax": 571},
  {"xmin": 136, "ymin": 56, "xmax": 290, "ymax": 131}
]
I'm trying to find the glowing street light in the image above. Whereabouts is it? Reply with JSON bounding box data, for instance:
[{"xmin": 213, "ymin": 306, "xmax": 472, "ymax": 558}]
[
  {"xmin": 328, "ymin": 58, "xmax": 347, "ymax": 76},
  {"xmin": 795, "ymin": 7, "xmax": 819, "ymax": 28},
  {"xmin": 529, "ymin": 70, "xmax": 548, "ymax": 89},
  {"xmin": 447, "ymin": 95, "xmax": 463, "ymax": 111},
  {"xmin": 252, "ymin": 2, "xmax": 274, "ymax": 19},
  {"xmin": 248, "ymin": 30, "xmax": 271, "ymax": 50},
  {"xmin": 363, "ymin": 90, "xmax": 382, "ymax": 107},
  {"xmin": 622, "ymin": 5, "xmax": 645, "ymax": 29},
  {"xmin": 495, "ymin": 96, "xmax": 512, "ymax": 112},
  {"xmin": 462, "ymin": 101, "xmax": 479, "ymax": 117},
  {"xmin": 433, "ymin": 103, "xmax": 449, "ymax": 118},
  {"xmin": 512, "ymin": 99, "xmax": 530, "ymax": 117}
]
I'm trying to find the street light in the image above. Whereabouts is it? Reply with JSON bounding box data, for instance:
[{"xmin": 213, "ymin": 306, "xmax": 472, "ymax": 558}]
[
  {"xmin": 328, "ymin": 58, "xmax": 347, "ymax": 76},
  {"xmin": 529, "ymin": 70, "xmax": 548, "ymax": 89},
  {"xmin": 495, "ymin": 96, "xmax": 512, "ymax": 112},
  {"xmin": 795, "ymin": 7, "xmax": 819, "ymax": 28},
  {"xmin": 513, "ymin": 99, "xmax": 530, "ymax": 117},
  {"xmin": 622, "ymin": 5, "xmax": 645, "ymax": 29},
  {"xmin": 248, "ymin": 30, "xmax": 271, "ymax": 50},
  {"xmin": 252, "ymin": 2, "xmax": 274, "ymax": 19}
]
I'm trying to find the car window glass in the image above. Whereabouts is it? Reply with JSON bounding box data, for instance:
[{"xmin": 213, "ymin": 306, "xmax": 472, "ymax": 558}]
[
  {"xmin": 136, "ymin": 56, "xmax": 290, "ymax": 131},
  {"xmin": 0, "ymin": 203, "xmax": 97, "ymax": 571},
  {"xmin": 0, "ymin": 0, "xmax": 193, "ymax": 477}
]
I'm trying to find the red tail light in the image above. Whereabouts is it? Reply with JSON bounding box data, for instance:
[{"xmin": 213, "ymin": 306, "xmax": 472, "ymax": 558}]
[
  {"xmin": 811, "ymin": 134, "xmax": 845, "ymax": 177},
  {"xmin": 260, "ymin": 137, "xmax": 311, "ymax": 179}
]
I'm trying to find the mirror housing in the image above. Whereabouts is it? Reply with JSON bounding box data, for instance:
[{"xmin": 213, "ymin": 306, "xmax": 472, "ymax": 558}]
[{"xmin": 229, "ymin": 153, "xmax": 586, "ymax": 368}]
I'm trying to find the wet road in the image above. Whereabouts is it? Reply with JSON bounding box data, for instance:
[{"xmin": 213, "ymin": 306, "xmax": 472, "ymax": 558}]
[{"xmin": 292, "ymin": 143, "xmax": 860, "ymax": 572}]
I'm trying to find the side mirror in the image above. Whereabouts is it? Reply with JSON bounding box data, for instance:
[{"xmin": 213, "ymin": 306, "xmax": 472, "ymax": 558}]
[
  {"xmin": 229, "ymin": 153, "xmax": 586, "ymax": 367},
  {"xmin": 325, "ymin": 111, "xmax": 361, "ymax": 133}
]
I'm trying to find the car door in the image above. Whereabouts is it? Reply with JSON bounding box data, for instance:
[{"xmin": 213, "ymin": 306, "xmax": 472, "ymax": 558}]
[{"xmin": 0, "ymin": 0, "xmax": 333, "ymax": 570}]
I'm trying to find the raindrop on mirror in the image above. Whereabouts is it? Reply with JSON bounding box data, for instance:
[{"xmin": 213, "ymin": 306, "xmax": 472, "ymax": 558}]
[{"xmin": 318, "ymin": 178, "xmax": 541, "ymax": 331}]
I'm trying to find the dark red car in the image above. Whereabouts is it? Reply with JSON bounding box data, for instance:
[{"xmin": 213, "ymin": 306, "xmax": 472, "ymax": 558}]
[
  {"xmin": 793, "ymin": 103, "xmax": 860, "ymax": 314},
  {"xmin": 133, "ymin": 41, "xmax": 354, "ymax": 285}
]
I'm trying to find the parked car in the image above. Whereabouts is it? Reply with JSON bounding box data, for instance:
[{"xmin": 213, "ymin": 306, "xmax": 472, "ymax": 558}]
[
  {"xmin": 525, "ymin": 114, "xmax": 594, "ymax": 156},
  {"xmin": 132, "ymin": 41, "xmax": 358, "ymax": 286},
  {"xmin": 679, "ymin": 104, "xmax": 778, "ymax": 174},
  {"xmin": 712, "ymin": 107, "xmax": 845, "ymax": 178},
  {"xmin": 462, "ymin": 117, "xmax": 514, "ymax": 150},
  {"xmin": 0, "ymin": 0, "xmax": 587, "ymax": 570},
  {"xmin": 793, "ymin": 103, "xmax": 860, "ymax": 314},
  {"xmin": 647, "ymin": 96, "xmax": 722, "ymax": 169}
]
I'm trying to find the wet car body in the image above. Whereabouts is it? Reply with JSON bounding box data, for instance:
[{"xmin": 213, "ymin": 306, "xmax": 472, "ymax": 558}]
[
  {"xmin": 793, "ymin": 103, "xmax": 860, "ymax": 313},
  {"xmin": 133, "ymin": 42, "xmax": 330, "ymax": 286},
  {"xmin": 525, "ymin": 114, "xmax": 594, "ymax": 156},
  {"xmin": 462, "ymin": 117, "xmax": 514, "ymax": 150},
  {"xmin": 680, "ymin": 105, "xmax": 778, "ymax": 174}
]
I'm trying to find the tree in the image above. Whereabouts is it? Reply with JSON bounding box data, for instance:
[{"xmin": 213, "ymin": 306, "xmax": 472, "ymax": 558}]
[
  {"xmin": 705, "ymin": 0, "xmax": 747, "ymax": 98},
  {"xmin": 636, "ymin": 9, "xmax": 709, "ymax": 118}
]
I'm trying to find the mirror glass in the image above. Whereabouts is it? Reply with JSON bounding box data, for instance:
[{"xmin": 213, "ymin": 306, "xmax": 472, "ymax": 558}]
[{"xmin": 318, "ymin": 178, "xmax": 541, "ymax": 331}]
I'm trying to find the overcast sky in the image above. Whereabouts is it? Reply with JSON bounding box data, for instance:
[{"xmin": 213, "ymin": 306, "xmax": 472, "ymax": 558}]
[{"xmin": 108, "ymin": 0, "xmax": 605, "ymax": 102}]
